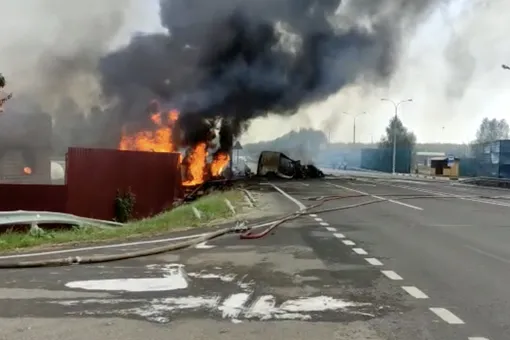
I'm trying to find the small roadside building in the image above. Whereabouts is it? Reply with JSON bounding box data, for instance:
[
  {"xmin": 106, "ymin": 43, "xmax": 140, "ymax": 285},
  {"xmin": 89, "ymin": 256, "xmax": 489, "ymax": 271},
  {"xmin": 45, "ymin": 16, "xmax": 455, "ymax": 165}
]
[
  {"xmin": 415, "ymin": 151, "xmax": 446, "ymax": 167},
  {"xmin": 430, "ymin": 156, "xmax": 460, "ymax": 178}
]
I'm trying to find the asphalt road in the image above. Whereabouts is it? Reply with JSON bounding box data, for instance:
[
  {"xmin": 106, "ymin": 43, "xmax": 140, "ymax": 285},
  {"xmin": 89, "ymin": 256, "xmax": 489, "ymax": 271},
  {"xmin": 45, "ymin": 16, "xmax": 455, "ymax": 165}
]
[
  {"xmin": 272, "ymin": 176, "xmax": 510, "ymax": 340},
  {"xmin": 2, "ymin": 175, "xmax": 509, "ymax": 339}
]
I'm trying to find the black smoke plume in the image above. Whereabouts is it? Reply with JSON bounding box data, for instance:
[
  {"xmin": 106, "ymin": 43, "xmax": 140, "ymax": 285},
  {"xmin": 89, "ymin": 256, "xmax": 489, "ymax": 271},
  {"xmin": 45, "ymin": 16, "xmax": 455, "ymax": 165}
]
[{"xmin": 100, "ymin": 0, "xmax": 450, "ymax": 151}]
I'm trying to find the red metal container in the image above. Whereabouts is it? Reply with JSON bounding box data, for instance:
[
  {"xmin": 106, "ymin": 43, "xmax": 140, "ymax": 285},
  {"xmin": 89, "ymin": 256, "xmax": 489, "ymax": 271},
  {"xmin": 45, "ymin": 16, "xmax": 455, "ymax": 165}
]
[
  {"xmin": 66, "ymin": 147, "xmax": 181, "ymax": 220},
  {"xmin": 0, "ymin": 183, "xmax": 67, "ymax": 212}
]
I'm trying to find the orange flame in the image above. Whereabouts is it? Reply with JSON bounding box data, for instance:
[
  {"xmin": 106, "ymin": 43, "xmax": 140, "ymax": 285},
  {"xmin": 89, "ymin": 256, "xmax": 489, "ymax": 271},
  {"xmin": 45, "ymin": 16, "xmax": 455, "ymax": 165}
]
[
  {"xmin": 119, "ymin": 109, "xmax": 179, "ymax": 153},
  {"xmin": 23, "ymin": 167, "xmax": 32, "ymax": 175},
  {"xmin": 182, "ymin": 143, "xmax": 208, "ymax": 186},
  {"xmin": 118, "ymin": 103, "xmax": 232, "ymax": 187},
  {"xmin": 210, "ymin": 152, "xmax": 230, "ymax": 177}
]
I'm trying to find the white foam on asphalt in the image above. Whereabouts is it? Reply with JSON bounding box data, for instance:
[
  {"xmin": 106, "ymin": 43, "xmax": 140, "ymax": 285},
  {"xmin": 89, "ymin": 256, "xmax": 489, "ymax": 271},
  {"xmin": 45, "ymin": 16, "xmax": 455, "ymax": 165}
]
[
  {"xmin": 381, "ymin": 270, "xmax": 403, "ymax": 280},
  {"xmin": 218, "ymin": 293, "xmax": 251, "ymax": 319},
  {"xmin": 333, "ymin": 233, "xmax": 345, "ymax": 238},
  {"xmin": 280, "ymin": 296, "xmax": 367, "ymax": 312},
  {"xmin": 342, "ymin": 240, "xmax": 355, "ymax": 246},
  {"xmin": 402, "ymin": 286, "xmax": 429, "ymax": 299},
  {"xmin": 429, "ymin": 307, "xmax": 465, "ymax": 324},
  {"xmin": 129, "ymin": 296, "xmax": 221, "ymax": 323},
  {"xmin": 66, "ymin": 264, "xmax": 189, "ymax": 292},
  {"xmin": 353, "ymin": 248, "xmax": 368, "ymax": 255},
  {"xmin": 66, "ymin": 277, "xmax": 188, "ymax": 292},
  {"xmin": 53, "ymin": 294, "xmax": 372, "ymax": 323},
  {"xmin": 365, "ymin": 258, "xmax": 383, "ymax": 266},
  {"xmin": 187, "ymin": 272, "xmax": 236, "ymax": 282}
]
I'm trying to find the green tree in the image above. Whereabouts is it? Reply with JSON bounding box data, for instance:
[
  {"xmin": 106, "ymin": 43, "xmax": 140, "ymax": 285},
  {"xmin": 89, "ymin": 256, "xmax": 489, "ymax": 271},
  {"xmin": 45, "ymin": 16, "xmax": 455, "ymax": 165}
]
[
  {"xmin": 474, "ymin": 118, "xmax": 509, "ymax": 144},
  {"xmin": 379, "ymin": 116, "xmax": 416, "ymax": 151}
]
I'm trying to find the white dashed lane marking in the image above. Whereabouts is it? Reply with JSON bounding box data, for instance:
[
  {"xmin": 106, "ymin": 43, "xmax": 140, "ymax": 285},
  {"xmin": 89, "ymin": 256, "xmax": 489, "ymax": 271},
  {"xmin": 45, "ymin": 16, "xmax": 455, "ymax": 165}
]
[
  {"xmin": 381, "ymin": 270, "xmax": 403, "ymax": 280},
  {"xmin": 273, "ymin": 183, "xmax": 479, "ymax": 336},
  {"xmin": 429, "ymin": 308, "xmax": 465, "ymax": 325},
  {"xmin": 402, "ymin": 286, "xmax": 429, "ymax": 299},
  {"xmin": 365, "ymin": 258, "xmax": 383, "ymax": 266},
  {"xmin": 352, "ymin": 248, "xmax": 368, "ymax": 255}
]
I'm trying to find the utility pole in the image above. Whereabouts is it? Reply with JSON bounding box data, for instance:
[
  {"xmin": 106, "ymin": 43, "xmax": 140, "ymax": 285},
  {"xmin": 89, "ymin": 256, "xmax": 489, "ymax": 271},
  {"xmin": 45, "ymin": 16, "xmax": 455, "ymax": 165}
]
[
  {"xmin": 343, "ymin": 112, "xmax": 366, "ymax": 144},
  {"xmin": 381, "ymin": 98, "xmax": 413, "ymax": 174}
]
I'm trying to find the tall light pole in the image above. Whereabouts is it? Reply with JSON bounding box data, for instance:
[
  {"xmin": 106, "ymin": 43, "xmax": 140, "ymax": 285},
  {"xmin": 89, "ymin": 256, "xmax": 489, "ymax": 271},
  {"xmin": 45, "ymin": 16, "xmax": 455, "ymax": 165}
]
[
  {"xmin": 381, "ymin": 98, "xmax": 413, "ymax": 174},
  {"xmin": 343, "ymin": 112, "xmax": 366, "ymax": 144}
]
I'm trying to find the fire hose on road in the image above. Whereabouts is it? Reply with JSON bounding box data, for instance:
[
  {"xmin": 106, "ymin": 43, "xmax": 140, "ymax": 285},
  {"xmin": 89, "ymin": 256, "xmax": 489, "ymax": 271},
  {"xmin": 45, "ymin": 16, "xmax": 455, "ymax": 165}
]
[{"xmin": 0, "ymin": 193, "xmax": 506, "ymax": 268}]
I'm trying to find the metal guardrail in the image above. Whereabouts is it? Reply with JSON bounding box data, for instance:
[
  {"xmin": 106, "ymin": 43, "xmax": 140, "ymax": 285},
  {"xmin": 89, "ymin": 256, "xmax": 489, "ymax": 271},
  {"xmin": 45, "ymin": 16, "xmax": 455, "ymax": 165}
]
[{"xmin": 0, "ymin": 210, "xmax": 124, "ymax": 229}]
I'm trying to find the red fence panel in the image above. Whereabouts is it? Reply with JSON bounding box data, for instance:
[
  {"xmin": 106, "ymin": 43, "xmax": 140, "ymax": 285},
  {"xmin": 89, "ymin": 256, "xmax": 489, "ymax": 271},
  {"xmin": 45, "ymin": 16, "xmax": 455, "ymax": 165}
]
[
  {"xmin": 66, "ymin": 148, "xmax": 181, "ymax": 221},
  {"xmin": 0, "ymin": 184, "xmax": 67, "ymax": 212}
]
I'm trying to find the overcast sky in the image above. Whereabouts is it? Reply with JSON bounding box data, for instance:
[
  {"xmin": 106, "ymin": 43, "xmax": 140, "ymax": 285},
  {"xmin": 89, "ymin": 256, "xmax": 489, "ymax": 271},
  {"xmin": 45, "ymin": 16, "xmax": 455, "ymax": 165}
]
[{"xmin": 2, "ymin": 0, "xmax": 508, "ymax": 145}]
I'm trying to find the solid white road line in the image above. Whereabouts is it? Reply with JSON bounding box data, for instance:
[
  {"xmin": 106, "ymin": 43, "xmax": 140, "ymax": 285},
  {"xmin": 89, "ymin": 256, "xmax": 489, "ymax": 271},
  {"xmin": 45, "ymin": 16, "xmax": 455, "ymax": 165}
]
[
  {"xmin": 333, "ymin": 233, "xmax": 345, "ymax": 238},
  {"xmin": 320, "ymin": 222, "xmax": 329, "ymax": 226},
  {"xmin": 381, "ymin": 270, "xmax": 403, "ymax": 280},
  {"xmin": 327, "ymin": 182, "xmax": 423, "ymax": 211},
  {"xmin": 429, "ymin": 308, "xmax": 465, "ymax": 324},
  {"xmin": 387, "ymin": 182, "xmax": 510, "ymax": 208},
  {"xmin": 353, "ymin": 248, "xmax": 368, "ymax": 255},
  {"xmin": 342, "ymin": 240, "xmax": 355, "ymax": 246},
  {"xmin": 268, "ymin": 183, "xmax": 307, "ymax": 211},
  {"xmin": 365, "ymin": 258, "xmax": 383, "ymax": 266},
  {"xmin": 402, "ymin": 286, "xmax": 429, "ymax": 299},
  {"xmin": 326, "ymin": 227, "xmax": 337, "ymax": 232}
]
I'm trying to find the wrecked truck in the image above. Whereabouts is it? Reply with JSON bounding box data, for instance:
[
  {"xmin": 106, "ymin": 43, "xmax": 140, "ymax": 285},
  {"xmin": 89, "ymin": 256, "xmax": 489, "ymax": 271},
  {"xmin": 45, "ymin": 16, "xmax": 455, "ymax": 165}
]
[{"xmin": 256, "ymin": 151, "xmax": 324, "ymax": 179}]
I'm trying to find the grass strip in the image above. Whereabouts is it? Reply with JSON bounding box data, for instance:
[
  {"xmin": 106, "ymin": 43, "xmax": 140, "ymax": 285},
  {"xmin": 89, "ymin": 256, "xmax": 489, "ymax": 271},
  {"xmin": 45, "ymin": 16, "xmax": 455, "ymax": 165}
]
[{"xmin": 0, "ymin": 190, "xmax": 243, "ymax": 252}]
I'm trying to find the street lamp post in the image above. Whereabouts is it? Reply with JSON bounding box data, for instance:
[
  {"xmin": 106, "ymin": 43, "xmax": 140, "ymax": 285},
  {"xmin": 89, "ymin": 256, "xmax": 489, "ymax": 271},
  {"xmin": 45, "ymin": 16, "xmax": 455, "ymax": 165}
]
[
  {"xmin": 381, "ymin": 98, "xmax": 413, "ymax": 174},
  {"xmin": 343, "ymin": 112, "xmax": 366, "ymax": 144}
]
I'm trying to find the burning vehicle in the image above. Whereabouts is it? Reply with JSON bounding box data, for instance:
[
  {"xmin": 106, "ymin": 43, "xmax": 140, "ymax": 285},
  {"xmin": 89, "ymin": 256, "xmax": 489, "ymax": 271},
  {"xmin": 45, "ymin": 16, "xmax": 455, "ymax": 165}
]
[{"xmin": 257, "ymin": 151, "xmax": 324, "ymax": 179}]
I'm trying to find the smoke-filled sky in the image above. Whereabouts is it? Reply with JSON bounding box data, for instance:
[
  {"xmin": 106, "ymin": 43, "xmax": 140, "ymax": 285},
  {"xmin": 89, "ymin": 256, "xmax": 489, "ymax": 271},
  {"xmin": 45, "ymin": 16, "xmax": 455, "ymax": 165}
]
[{"xmin": 1, "ymin": 0, "xmax": 508, "ymax": 146}]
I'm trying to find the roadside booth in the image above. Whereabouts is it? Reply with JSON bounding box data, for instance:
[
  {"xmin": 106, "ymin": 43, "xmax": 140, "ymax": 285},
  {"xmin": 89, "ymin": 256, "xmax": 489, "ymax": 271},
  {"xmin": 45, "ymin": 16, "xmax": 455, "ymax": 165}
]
[{"xmin": 430, "ymin": 156, "xmax": 460, "ymax": 179}]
